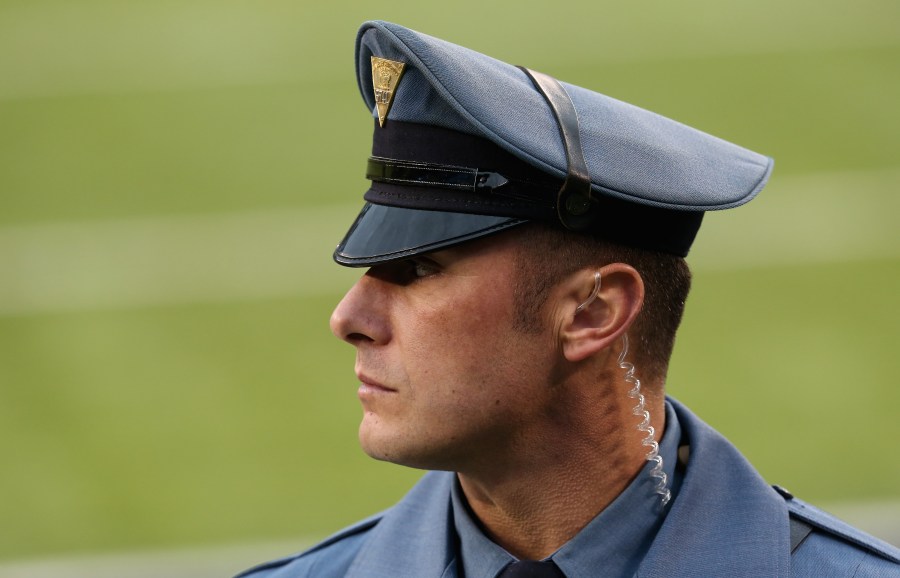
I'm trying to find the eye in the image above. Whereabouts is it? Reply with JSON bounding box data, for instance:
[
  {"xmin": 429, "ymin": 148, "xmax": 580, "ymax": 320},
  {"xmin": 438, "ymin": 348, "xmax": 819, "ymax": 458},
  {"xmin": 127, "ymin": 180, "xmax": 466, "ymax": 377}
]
[
  {"xmin": 369, "ymin": 257, "xmax": 443, "ymax": 286},
  {"xmin": 409, "ymin": 258, "xmax": 440, "ymax": 279}
]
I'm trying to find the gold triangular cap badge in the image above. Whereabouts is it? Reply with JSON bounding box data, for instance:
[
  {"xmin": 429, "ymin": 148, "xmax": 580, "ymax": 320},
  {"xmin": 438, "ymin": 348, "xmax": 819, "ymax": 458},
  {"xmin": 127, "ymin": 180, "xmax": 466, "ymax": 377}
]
[{"xmin": 371, "ymin": 56, "xmax": 406, "ymax": 127}]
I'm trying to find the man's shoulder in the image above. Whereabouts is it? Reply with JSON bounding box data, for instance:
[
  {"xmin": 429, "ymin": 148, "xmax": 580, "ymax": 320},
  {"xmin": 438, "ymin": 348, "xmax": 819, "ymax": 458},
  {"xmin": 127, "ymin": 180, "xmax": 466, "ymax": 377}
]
[
  {"xmin": 233, "ymin": 513, "xmax": 383, "ymax": 578},
  {"xmin": 775, "ymin": 487, "xmax": 900, "ymax": 575},
  {"xmin": 233, "ymin": 471, "xmax": 457, "ymax": 578}
]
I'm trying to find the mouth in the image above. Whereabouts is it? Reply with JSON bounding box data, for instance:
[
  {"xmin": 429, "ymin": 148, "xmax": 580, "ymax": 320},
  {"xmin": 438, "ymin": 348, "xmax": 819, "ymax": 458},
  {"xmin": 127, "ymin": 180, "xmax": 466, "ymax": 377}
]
[{"xmin": 356, "ymin": 373, "xmax": 397, "ymax": 398}]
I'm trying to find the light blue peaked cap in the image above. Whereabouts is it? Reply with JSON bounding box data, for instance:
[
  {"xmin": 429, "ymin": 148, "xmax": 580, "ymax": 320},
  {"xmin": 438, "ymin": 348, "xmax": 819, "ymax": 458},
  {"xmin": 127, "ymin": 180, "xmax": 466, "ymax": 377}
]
[
  {"xmin": 334, "ymin": 21, "xmax": 773, "ymax": 265},
  {"xmin": 354, "ymin": 20, "xmax": 772, "ymax": 212}
]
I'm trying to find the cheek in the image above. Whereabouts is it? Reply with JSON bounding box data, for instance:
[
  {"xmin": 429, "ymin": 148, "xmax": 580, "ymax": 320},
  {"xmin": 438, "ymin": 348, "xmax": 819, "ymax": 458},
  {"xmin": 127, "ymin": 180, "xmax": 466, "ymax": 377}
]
[
  {"xmin": 409, "ymin": 302, "xmax": 539, "ymax": 399},
  {"xmin": 399, "ymin": 302, "xmax": 503, "ymax": 395},
  {"xmin": 412, "ymin": 293, "xmax": 511, "ymax": 361}
]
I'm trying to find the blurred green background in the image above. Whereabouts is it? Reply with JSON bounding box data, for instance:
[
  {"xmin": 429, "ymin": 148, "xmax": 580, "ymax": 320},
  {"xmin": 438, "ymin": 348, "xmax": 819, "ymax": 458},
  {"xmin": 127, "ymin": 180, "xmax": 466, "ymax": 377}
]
[{"xmin": 1, "ymin": 0, "xmax": 898, "ymax": 569}]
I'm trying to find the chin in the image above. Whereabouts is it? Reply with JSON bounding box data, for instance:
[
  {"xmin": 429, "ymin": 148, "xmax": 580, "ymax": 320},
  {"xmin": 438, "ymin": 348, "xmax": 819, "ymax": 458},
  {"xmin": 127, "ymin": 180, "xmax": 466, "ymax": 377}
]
[
  {"xmin": 358, "ymin": 426, "xmax": 454, "ymax": 471},
  {"xmin": 358, "ymin": 423, "xmax": 406, "ymax": 464}
]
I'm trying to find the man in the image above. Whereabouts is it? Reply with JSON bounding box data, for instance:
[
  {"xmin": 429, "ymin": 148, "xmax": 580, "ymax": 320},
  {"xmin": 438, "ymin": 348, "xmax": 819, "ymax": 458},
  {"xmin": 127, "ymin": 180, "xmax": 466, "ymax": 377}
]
[{"xmin": 238, "ymin": 21, "xmax": 900, "ymax": 577}]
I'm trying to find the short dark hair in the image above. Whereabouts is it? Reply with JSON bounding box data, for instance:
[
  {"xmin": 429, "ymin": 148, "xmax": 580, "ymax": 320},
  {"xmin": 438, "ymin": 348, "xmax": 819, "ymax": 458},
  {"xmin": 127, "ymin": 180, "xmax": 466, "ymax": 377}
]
[{"xmin": 512, "ymin": 223, "xmax": 693, "ymax": 382}]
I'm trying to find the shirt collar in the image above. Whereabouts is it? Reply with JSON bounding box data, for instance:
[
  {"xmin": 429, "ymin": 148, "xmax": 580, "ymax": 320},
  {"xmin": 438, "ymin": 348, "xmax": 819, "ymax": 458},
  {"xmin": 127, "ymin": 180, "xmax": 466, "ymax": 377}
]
[
  {"xmin": 451, "ymin": 401, "xmax": 683, "ymax": 578},
  {"xmin": 451, "ymin": 478, "xmax": 514, "ymax": 578}
]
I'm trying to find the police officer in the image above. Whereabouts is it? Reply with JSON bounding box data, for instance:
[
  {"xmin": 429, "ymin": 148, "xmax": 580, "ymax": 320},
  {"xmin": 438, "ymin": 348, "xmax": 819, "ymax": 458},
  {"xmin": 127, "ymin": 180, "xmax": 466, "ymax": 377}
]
[{"xmin": 238, "ymin": 21, "xmax": 900, "ymax": 577}]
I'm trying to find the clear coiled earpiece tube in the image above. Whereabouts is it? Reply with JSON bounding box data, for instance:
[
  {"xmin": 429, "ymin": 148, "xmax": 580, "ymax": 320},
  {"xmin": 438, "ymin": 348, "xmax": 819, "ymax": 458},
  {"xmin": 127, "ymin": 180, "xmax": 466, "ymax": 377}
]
[{"xmin": 618, "ymin": 333, "xmax": 671, "ymax": 507}]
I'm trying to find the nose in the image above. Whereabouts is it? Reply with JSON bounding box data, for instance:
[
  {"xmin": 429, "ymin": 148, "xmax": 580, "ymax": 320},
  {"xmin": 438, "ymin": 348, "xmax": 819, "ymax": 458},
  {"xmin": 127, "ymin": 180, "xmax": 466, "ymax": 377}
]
[{"xmin": 330, "ymin": 273, "xmax": 390, "ymax": 346}]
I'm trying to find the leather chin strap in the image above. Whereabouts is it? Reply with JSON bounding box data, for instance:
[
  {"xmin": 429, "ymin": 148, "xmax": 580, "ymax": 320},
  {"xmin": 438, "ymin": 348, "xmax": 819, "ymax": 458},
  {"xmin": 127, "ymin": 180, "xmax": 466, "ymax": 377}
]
[{"xmin": 518, "ymin": 66, "xmax": 597, "ymax": 231}]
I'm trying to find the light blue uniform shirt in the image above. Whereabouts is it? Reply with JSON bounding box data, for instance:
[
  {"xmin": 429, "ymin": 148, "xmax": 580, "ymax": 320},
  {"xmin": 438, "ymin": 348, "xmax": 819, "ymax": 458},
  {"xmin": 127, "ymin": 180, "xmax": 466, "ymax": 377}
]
[
  {"xmin": 236, "ymin": 398, "xmax": 900, "ymax": 577},
  {"xmin": 451, "ymin": 402, "xmax": 684, "ymax": 578}
]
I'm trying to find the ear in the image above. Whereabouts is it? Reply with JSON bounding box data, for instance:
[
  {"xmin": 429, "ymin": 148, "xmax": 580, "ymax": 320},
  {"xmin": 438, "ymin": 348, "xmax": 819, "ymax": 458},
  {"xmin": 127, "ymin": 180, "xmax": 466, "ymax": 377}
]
[{"xmin": 558, "ymin": 264, "xmax": 645, "ymax": 362}]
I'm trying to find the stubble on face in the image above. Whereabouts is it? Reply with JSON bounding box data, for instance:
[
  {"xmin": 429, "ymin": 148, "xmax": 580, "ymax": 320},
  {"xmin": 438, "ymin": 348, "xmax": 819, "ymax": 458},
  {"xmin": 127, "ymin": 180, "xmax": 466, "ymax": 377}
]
[{"xmin": 342, "ymin": 232, "xmax": 563, "ymax": 473}]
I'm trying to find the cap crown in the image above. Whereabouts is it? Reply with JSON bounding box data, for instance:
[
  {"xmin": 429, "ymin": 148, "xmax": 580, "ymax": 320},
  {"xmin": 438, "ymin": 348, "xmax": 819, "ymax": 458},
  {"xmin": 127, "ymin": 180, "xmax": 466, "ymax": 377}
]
[
  {"xmin": 334, "ymin": 21, "xmax": 773, "ymax": 265},
  {"xmin": 356, "ymin": 21, "xmax": 772, "ymax": 213}
]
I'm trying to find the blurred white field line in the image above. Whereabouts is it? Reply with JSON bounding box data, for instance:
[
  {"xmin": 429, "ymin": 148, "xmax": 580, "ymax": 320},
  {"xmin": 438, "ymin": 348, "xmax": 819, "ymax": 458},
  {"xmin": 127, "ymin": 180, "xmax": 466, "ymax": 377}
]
[
  {"xmin": 0, "ymin": 500, "xmax": 897, "ymax": 578},
  {"xmin": 0, "ymin": 204, "xmax": 362, "ymax": 316},
  {"xmin": 0, "ymin": 0, "xmax": 898, "ymax": 102},
  {"xmin": 689, "ymin": 166, "xmax": 900, "ymax": 270},
  {"xmin": 0, "ymin": 167, "xmax": 898, "ymax": 317},
  {"xmin": 3, "ymin": 34, "xmax": 897, "ymax": 102},
  {"xmin": 0, "ymin": 536, "xmax": 313, "ymax": 578}
]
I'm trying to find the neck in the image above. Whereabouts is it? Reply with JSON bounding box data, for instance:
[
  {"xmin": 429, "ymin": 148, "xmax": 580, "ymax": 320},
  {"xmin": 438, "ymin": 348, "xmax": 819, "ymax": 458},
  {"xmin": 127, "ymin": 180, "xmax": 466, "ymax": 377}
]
[{"xmin": 457, "ymin": 378, "xmax": 666, "ymax": 560}]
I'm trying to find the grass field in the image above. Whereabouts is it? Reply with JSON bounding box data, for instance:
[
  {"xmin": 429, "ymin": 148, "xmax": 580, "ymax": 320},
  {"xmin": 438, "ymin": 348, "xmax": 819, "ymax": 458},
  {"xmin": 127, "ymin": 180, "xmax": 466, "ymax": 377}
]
[{"xmin": 1, "ymin": 0, "xmax": 898, "ymax": 565}]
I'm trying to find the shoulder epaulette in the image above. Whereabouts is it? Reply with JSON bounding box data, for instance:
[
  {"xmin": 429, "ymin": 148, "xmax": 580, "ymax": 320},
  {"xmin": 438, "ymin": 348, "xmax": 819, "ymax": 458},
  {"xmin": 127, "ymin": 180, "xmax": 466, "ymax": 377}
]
[
  {"xmin": 234, "ymin": 512, "xmax": 384, "ymax": 577},
  {"xmin": 773, "ymin": 485, "xmax": 900, "ymax": 564}
]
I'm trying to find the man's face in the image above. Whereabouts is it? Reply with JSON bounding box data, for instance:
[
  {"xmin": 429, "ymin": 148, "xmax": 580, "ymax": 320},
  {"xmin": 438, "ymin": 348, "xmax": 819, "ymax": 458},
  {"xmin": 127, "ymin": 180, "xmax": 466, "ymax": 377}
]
[{"xmin": 329, "ymin": 230, "xmax": 562, "ymax": 473}]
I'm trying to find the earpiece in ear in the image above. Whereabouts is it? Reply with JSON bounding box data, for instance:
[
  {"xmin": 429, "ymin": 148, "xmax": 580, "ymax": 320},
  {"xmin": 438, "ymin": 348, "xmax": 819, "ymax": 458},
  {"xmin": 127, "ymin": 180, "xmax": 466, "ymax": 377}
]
[{"xmin": 574, "ymin": 272, "xmax": 601, "ymax": 314}]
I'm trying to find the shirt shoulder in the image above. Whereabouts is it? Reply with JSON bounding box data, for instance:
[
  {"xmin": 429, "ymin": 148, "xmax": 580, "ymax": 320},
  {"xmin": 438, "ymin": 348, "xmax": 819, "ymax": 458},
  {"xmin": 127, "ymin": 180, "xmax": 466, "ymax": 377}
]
[
  {"xmin": 777, "ymin": 488, "xmax": 900, "ymax": 575},
  {"xmin": 234, "ymin": 513, "xmax": 383, "ymax": 578}
]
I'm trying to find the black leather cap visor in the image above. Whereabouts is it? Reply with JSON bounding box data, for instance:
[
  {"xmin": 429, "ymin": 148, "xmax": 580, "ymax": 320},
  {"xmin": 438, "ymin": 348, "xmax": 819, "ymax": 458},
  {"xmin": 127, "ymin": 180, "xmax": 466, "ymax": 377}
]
[{"xmin": 334, "ymin": 202, "xmax": 526, "ymax": 266}]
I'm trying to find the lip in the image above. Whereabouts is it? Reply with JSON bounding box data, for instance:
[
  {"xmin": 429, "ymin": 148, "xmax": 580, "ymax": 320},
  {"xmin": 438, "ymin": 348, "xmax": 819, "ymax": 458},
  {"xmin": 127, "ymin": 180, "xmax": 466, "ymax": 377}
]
[{"xmin": 357, "ymin": 373, "xmax": 397, "ymax": 398}]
